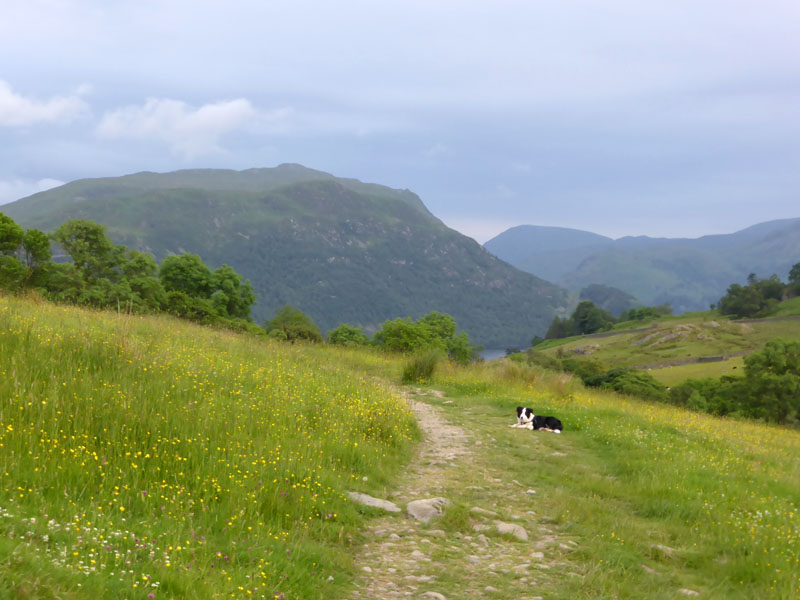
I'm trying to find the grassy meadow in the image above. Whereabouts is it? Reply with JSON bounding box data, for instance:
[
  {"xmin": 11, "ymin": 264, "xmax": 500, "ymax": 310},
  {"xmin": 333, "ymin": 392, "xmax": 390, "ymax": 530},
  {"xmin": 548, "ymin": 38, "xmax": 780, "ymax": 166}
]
[
  {"xmin": 2, "ymin": 293, "xmax": 800, "ymax": 599},
  {"xmin": 0, "ymin": 294, "xmax": 417, "ymax": 599}
]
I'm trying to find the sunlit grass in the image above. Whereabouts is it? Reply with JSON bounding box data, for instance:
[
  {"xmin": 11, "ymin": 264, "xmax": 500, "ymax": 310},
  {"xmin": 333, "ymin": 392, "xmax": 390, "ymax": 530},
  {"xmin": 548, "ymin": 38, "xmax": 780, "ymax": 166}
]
[{"xmin": 0, "ymin": 294, "xmax": 417, "ymax": 599}]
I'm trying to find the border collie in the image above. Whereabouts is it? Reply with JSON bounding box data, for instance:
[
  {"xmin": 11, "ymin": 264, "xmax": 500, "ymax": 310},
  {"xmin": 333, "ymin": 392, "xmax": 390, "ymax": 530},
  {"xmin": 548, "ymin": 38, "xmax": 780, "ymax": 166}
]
[{"xmin": 511, "ymin": 406, "xmax": 563, "ymax": 433}]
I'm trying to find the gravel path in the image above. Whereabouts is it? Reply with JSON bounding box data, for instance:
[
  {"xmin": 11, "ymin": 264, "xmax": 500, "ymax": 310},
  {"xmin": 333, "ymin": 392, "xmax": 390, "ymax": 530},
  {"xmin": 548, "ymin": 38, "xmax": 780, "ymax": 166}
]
[{"xmin": 347, "ymin": 391, "xmax": 574, "ymax": 599}]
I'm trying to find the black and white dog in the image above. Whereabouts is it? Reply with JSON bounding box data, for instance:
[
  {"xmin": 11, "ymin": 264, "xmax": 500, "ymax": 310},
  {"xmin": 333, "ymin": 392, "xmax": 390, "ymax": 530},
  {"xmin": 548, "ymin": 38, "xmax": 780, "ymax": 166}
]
[{"xmin": 511, "ymin": 406, "xmax": 563, "ymax": 433}]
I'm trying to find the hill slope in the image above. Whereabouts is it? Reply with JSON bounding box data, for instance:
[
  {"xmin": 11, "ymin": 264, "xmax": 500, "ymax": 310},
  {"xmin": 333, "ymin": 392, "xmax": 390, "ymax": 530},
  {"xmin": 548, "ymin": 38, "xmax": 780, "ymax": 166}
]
[
  {"xmin": 2, "ymin": 165, "xmax": 567, "ymax": 346},
  {"xmin": 485, "ymin": 219, "xmax": 800, "ymax": 312}
]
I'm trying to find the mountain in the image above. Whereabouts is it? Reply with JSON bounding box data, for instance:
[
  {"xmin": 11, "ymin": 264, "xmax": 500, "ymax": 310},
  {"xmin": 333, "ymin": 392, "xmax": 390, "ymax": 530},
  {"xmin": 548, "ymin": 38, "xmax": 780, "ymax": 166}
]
[
  {"xmin": 483, "ymin": 225, "xmax": 614, "ymax": 283},
  {"xmin": 2, "ymin": 165, "xmax": 567, "ymax": 347},
  {"xmin": 578, "ymin": 284, "xmax": 639, "ymax": 317},
  {"xmin": 484, "ymin": 219, "xmax": 800, "ymax": 313}
]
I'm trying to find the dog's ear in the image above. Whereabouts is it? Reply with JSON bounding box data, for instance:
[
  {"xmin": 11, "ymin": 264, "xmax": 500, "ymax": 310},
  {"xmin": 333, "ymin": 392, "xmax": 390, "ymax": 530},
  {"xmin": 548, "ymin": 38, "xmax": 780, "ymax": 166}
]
[{"xmin": 516, "ymin": 406, "xmax": 523, "ymax": 416}]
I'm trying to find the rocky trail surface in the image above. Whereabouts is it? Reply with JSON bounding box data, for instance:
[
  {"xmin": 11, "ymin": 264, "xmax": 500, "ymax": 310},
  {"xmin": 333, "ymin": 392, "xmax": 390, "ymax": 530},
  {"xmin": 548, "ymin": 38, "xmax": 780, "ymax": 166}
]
[{"xmin": 347, "ymin": 390, "xmax": 579, "ymax": 599}]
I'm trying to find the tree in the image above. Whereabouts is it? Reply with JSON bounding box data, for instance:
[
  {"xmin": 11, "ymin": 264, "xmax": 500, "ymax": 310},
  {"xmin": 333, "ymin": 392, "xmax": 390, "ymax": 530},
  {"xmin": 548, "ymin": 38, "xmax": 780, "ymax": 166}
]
[
  {"xmin": 788, "ymin": 262, "xmax": 800, "ymax": 296},
  {"xmin": 159, "ymin": 254, "xmax": 213, "ymax": 298},
  {"xmin": 327, "ymin": 323, "xmax": 369, "ymax": 346},
  {"xmin": 743, "ymin": 339, "xmax": 800, "ymax": 423},
  {"xmin": 0, "ymin": 214, "xmax": 51, "ymax": 291},
  {"xmin": 572, "ymin": 301, "xmax": 614, "ymax": 334},
  {"xmin": 373, "ymin": 317, "xmax": 438, "ymax": 353},
  {"xmin": 619, "ymin": 304, "xmax": 672, "ymax": 322},
  {"xmin": 373, "ymin": 311, "xmax": 479, "ymax": 363},
  {"xmin": 52, "ymin": 220, "xmax": 123, "ymax": 281},
  {"xmin": 0, "ymin": 213, "xmax": 24, "ymax": 255},
  {"xmin": 22, "ymin": 229, "xmax": 51, "ymax": 268},
  {"xmin": 209, "ymin": 264, "xmax": 255, "ymax": 319},
  {"xmin": 717, "ymin": 283, "xmax": 765, "ymax": 318},
  {"xmin": 0, "ymin": 256, "xmax": 26, "ymax": 291},
  {"xmin": 418, "ymin": 311, "xmax": 457, "ymax": 340},
  {"xmin": 264, "ymin": 305, "xmax": 323, "ymax": 342},
  {"xmin": 120, "ymin": 250, "xmax": 167, "ymax": 311},
  {"xmin": 545, "ymin": 316, "xmax": 573, "ymax": 339}
]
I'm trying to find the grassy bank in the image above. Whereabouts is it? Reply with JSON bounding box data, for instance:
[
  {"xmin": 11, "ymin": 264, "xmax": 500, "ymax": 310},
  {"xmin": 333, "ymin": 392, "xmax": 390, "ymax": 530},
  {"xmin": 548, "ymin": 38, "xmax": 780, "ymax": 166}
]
[{"xmin": 0, "ymin": 294, "xmax": 417, "ymax": 599}]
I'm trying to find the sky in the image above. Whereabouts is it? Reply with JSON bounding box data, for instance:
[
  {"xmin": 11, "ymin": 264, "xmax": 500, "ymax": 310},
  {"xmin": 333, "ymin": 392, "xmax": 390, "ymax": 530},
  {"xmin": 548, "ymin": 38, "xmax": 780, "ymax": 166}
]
[{"xmin": 1, "ymin": 0, "xmax": 799, "ymax": 243}]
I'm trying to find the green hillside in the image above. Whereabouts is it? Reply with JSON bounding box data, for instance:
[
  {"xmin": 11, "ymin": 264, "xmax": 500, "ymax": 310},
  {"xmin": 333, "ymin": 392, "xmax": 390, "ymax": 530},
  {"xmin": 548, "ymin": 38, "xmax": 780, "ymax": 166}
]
[{"xmin": 2, "ymin": 165, "xmax": 567, "ymax": 347}]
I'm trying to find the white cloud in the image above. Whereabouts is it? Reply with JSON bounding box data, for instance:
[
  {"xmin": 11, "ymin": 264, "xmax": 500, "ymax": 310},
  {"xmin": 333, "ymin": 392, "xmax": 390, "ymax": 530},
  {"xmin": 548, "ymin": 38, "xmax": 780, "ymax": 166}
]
[
  {"xmin": 0, "ymin": 80, "xmax": 90, "ymax": 126},
  {"xmin": 0, "ymin": 178, "xmax": 64, "ymax": 206},
  {"xmin": 96, "ymin": 97, "xmax": 257, "ymax": 159}
]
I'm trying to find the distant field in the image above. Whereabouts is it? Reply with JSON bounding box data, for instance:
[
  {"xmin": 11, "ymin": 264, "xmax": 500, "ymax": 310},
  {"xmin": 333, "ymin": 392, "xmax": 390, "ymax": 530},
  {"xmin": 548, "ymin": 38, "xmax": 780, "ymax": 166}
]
[
  {"xmin": 539, "ymin": 313, "xmax": 800, "ymax": 376},
  {"xmin": 648, "ymin": 356, "xmax": 745, "ymax": 386}
]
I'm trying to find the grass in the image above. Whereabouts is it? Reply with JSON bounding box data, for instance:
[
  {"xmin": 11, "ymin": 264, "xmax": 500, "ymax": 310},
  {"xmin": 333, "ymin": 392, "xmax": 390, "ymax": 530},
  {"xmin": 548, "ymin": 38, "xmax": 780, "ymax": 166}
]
[
  {"xmin": 648, "ymin": 356, "xmax": 745, "ymax": 386},
  {"xmin": 428, "ymin": 360, "xmax": 800, "ymax": 599},
  {"xmin": 0, "ymin": 294, "xmax": 417, "ymax": 599}
]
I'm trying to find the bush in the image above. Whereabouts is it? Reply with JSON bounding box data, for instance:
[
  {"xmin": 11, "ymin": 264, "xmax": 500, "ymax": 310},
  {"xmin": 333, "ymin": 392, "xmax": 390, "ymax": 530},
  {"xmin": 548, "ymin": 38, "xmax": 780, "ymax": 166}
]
[
  {"xmin": 585, "ymin": 368, "xmax": 669, "ymax": 402},
  {"xmin": 525, "ymin": 350, "xmax": 561, "ymax": 371},
  {"xmin": 401, "ymin": 350, "xmax": 443, "ymax": 384},
  {"xmin": 374, "ymin": 311, "xmax": 479, "ymax": 363},
  {"xmin": 264, "ymin": 305, "xmax": 323, "ymax": 343},
  {"xmin": 560, "ymin": 357, "xmax": 606, "ymax": 381},
  {"xmin": 327, "ymin": 323, "xmax": 369, "ymax": 346}
]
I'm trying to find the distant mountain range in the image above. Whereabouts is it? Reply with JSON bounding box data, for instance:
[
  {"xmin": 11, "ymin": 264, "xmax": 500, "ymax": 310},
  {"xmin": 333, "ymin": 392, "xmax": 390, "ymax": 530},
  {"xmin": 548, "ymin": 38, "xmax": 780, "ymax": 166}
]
[
  {"xmin": 2, "ymin": 165, "xmax": 567, "ymax": 347},
  {"xmin": 484, "ymin": 220, "xmax": 800, "ymax": 313}
]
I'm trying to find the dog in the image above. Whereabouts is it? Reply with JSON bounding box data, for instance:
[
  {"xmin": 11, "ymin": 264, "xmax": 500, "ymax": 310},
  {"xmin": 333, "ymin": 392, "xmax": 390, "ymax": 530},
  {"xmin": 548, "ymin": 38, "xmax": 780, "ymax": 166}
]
[{"xmin": 511, "ymin": 406, "xmax": 563, "ymax": 433}]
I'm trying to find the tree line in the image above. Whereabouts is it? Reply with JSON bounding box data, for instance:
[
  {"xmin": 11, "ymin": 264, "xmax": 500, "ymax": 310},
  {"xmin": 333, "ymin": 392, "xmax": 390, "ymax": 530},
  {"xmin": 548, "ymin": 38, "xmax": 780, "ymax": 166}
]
[
  {"xmin": 543, "ymin": 300, "xmax": 672, "ymax": 341},
  {"xmin": 0, "ymin": 213, "xmax": 480, "ymax": 363}
]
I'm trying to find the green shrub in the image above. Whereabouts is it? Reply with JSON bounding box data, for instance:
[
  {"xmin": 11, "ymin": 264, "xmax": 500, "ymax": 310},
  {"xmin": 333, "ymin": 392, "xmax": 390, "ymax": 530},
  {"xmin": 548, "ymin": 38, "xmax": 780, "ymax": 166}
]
[
  {"xmin": 585, "ymin": 368, "xmax": 668, "ymax": 402},
  {"xmin": 265, "ymin": 305, "xmax": 323, "ymax": 343},
  {"xmin": 525, "ymin": 350, "xmax": 561, "ymax": 371},
  {"xmin": 327, "ymin": 323, "xmax": 369, "ymax": 346},
  {"xmin": 401, "ymin": 350, "xmax": 443, "ymax": 384},
  {"xmin": 560, "ymin": 357, "xmax": 606, "ymax": 381}
]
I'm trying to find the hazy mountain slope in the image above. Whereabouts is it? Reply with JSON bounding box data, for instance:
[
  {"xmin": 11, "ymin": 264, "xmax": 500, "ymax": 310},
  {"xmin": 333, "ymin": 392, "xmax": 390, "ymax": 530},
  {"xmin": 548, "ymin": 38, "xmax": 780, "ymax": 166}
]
[
  {"xmin": 484, "ymin": 225, "xmax": 613, "ymax": 281},
  {"xmin": 3, "ymin": 165, "xmax": 566, "ymax": 347},
  {"xmin": 485, "ymin": 219, "xmax": 800, "ymax": 313}
]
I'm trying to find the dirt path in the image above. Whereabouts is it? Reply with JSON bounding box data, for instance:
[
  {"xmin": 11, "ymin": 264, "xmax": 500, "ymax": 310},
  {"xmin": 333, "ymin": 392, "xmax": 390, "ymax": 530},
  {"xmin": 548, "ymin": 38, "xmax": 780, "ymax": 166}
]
[{"xmin": 347, "ymin": 390, "xmax": 575, "ymax": 599}]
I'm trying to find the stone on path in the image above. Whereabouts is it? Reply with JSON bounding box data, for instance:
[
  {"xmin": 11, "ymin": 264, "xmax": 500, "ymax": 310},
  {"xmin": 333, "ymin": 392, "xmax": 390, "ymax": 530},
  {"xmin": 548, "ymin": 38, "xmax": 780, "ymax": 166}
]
[
  {"xmin": 494, "ymin": 520, "xmax": 528, "ymax": 541},
  {"xmin": 420, "ymin": 593, "xmax": 447, "ymax": 600},
  {"xmin": 347, "ymin": 491, "xmax": 401, "ymax": 513},
  {"xmin": 406, "ymin": 498, "xmax": 451, "ymax": 522}
]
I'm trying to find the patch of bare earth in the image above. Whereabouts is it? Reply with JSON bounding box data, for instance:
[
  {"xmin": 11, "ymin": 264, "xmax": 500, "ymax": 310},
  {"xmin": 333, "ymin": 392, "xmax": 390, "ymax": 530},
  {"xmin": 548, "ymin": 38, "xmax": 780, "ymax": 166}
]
[{"xmin": 347, "ymin": 390, "xmax": 577, "ymax": 600}]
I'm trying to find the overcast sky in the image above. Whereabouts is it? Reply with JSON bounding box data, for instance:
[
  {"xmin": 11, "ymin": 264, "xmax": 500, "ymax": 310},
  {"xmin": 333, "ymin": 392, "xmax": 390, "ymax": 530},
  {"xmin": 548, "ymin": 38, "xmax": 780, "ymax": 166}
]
[{"xmin": 1, "ymin": 0, "xmax": 798, "ymax": 242}]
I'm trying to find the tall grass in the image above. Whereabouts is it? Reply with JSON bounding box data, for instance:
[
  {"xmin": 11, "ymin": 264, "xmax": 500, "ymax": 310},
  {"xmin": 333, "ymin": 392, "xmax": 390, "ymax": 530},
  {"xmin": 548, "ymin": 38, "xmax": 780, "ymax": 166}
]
[
  {"xmin": 0, "ymin": 294, "xmax": 417, "ymax": 599},
  {"xmin": 401, "ymin": 350, "xmax": 443, "ymax": 384}
]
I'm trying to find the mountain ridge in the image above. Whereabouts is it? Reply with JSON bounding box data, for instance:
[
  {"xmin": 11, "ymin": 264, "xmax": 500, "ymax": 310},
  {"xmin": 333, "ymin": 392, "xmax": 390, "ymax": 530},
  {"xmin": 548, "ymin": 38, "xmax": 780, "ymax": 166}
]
[
  {"xmin": 2, "ymin": 165, "xmax": 566, "ymax": 347},
  {"xmin": 485, "ymin": 219, "xmax": 800, "ymax": 313}
]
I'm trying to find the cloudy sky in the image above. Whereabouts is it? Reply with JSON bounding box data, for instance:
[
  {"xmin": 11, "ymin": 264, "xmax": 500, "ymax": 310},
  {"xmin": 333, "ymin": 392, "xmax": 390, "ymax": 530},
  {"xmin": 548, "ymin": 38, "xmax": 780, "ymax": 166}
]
[{"xmin": 1, "ymin": 0, "xmax": 798, "ymax": 242}]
